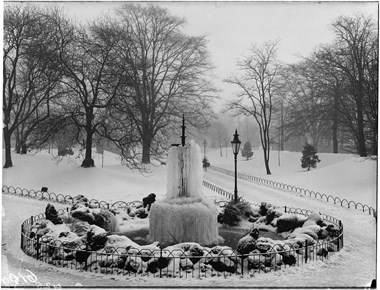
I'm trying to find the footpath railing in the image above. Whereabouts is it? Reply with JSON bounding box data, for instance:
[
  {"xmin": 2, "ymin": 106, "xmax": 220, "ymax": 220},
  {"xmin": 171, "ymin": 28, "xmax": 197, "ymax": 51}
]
[
  {"xmin": 2, "ymin": 185, "xmax": 343, "ymax": 279},
  {"xmin": 208, "ymin": 166, "xmax": 376, "ymax": 217}
]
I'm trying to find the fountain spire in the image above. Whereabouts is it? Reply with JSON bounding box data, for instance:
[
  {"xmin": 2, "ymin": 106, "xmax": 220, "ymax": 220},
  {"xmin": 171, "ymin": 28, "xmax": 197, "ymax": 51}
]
[
  {"xmin": 181, "ymin": 114, "xmax": 186, "ymax": 146},
  {"xmin": 149, "ymin": 117, "xmax": 219, "ymax": 246}
]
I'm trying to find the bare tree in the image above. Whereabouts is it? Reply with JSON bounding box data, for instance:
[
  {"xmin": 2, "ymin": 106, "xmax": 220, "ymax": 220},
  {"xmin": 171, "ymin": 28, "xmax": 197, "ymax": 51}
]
[
  {"xmin": 225, "ymin": 40, "xmax": 282, "ymax": 175},
  {"xmin": 3, "ymin": 4, "xmax": 71, "ymax": 167},
  {"xmin": 319, "ymin": 14, "xmax": 377, "ymax": 157},
  {"xmin": 283, "ymin": 59, "xmax": 332, "ymax": 151},
  {"xmin": 58, "ymin": 17, "xmax": 130, "ymax": 167},
  {"xmin": 209, "ymin": 118, "xmax": 229, "ymax": 156},
  {"xmin": 115, "ymin": 4, "xmax": 216, "ymax": 164}
]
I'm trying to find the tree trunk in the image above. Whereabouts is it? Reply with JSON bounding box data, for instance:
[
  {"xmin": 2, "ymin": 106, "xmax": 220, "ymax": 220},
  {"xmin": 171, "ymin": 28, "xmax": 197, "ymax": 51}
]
[
  {"xmin": 372, "ymin": 129, "xmax": 377, "ymax": 156},
  {"xmin": 280, "ymin": 100, "xmax": 284, "ymax": 151},
  {"xmin": 263, "ymin": 146, "xmax": 271, "ymax": 175},
  {"xmin": 332, "ymin": 92, "xmax": 339, "ymax": 153},
  {"xmin": 3, "ymin": 126, "xmax": 13, "ymax": 168},
  {"xmin": 21, "ymin": 140, "xmax": 27, "ymax": 154},
  {"xmin": 81, "ymin": 115, "xmax": 95, "ymax": 168},
  {"xmin": 15, "ymin": 128, "xmax": 21, "ymax": 154},
  {"xmin": 356, "ymin": 95, "xmax": 367, "ymax": 157},
  {"xmin": 141, "ymin": 119, "xmax": 153, "ymax": 164},
  {"xmin": 142, "ymin": 135, "xmax": 152, "ymax": 164}
]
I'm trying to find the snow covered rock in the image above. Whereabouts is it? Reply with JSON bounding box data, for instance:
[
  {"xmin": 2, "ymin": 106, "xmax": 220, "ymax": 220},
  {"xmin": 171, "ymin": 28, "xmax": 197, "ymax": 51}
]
[
  {"xmin": 68, "ymin": 220, "xmax": 92, "ymax": 237},
  {"xmin": 256, "ymin": 237, "xmax": 277, "ymax": 253},
  {"xmin": 276, "ymin": 214, "xmax": 306, "ymax": 232},
  {"xmin": 29, "ymin": 219, "xmax": 55, "ymax": 238},
  {"xmin": 103, "ymin": 234, "xmax": 138, "ymax": 253},
  {"xmin": 92, "ymin": 210, "xmax": 119, "ymax": 232},
  {"xmin": 135, "ymin": 207, "xmax": 148, "ymax": 219},
  {"xmin": 128, "ymin": 207, "xmax": 148, "ymax": 218},
  {"xmin": 202, "ymin": 246, "xmax": 238, "ymax": 273},
  {"xmin": 286, "ymin": 233, "xmax": 316, "ymax": 246},
  {"xmin": 71, "ymin": 204, "xmax": 95, "ymax": 224},
  {"xmin": 303, "ymin": 212, "xmax": 323, "ymax": 227},
  {"xmin": 247, "ymin": 250, "xmax": 269, "ymax": 270},
  {"xmin": 289, "ymin": 225, "xmax": 320, "ymax": 240},
  {"xmin": 71, "ymin": 195, "xmax": 89, "ymax": 208},
  {"xmin": 237, "ymin": 227, "xmax": 259, "ymax": 255},
  {"xmin": 45, "ymin": 203, "xmax": 63, "ymax": 225},
  {"xmin": 87, "ymin": 225, "xmax": 107, "ymax": 250}
]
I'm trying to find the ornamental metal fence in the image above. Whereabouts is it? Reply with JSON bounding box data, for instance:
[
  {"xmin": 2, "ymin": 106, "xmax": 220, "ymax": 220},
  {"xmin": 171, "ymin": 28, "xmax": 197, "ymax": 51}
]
[
  {"xmin": 3, "ymin": 184, "xmax": 343, "ymax": 278},
  {"xmin": 2, "ymin": 185, "xmax": 142, "ymax": 209},
  {"xmin": 208, "ymin": 166, "xmax": 376, "ymax": 217},
  {"xmin": 20, "ymin": 205, "xmax": 343, "ymax": 279}
]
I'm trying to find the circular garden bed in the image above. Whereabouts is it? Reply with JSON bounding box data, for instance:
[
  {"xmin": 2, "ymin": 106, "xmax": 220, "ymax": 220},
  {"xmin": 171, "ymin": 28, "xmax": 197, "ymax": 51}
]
[{"xmin": 21, "ymin": 195, "xmax": 343, "ymax": 278}]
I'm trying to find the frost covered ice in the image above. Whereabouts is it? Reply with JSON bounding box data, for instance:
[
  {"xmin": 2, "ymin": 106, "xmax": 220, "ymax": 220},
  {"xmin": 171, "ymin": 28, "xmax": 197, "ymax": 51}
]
[
  {"xmin": 149, "ymin": 140, "xmax": 219, "ymax": 246},
  {"xmin": 166, "ymin": 140, "xmax": 203, "ymax": 199}
]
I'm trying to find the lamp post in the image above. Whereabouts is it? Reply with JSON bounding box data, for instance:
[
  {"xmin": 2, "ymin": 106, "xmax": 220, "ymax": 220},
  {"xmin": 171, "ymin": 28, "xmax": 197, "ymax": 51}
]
[
  {"xmin": 231, "ymin": 129, "xmax": 241, "ymax": 203},
  {"xmin": 203, "ymin": 139, "xmax": 206, "ymax": 160}
]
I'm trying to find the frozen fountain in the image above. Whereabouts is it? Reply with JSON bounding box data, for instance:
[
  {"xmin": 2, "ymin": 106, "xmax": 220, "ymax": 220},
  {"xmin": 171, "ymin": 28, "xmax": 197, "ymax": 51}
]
[{"xmin": 148, "ymin": 117, "xmax": 219, "ymax": 246}]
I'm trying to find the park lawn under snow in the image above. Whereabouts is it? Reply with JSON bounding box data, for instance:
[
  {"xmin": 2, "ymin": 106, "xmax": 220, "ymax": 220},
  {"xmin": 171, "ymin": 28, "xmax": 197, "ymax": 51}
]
[
  {"xmin": 1, "ymin": 146, "xmax": 377, "ymax": 287},
  {"xmin": 206, "ymin": 148, "xmax": 377, "ymax": 208},
  {"xmin": 2, "ymin": 150, "xmax": 168, "ymax": 203}
]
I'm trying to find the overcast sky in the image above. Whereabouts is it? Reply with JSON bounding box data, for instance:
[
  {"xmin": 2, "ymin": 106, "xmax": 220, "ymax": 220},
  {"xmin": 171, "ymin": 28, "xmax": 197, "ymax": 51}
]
[{"xmin": 38, "ymin": 1, "xmax": 378, "ymax": 110}]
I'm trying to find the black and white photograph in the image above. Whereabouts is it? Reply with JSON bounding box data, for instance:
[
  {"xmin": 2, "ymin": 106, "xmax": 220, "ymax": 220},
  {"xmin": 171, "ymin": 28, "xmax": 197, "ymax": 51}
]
[{"xmin": 2, "ymin": 0, "xmax": 378, "ymax": 288}]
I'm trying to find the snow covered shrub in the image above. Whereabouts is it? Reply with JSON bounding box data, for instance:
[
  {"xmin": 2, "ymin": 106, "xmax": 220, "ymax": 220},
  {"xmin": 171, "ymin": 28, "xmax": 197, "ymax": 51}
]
[
  {"xmin": 57, "ymin": 148, "xmax": 74, "ymax": 156},
  {"xmin": 266, "ymin": 208, "xmax": 276, "ymax": 224},
  {"xmin": 259, "ymin": 202, "xmax": 270, "ymax": 216},
  {"xmin": 220, "ymin": 203, "xmax": 241, "ymax": 225},
  {"xmin": 219, "ymin": 200, "xmax": 253, "ymax": 226},
  {"xmin": 234, "ymin": 200, "xmax": 254, "ymax": 217},
  {"xmin": 301, "ymin": 143, "xmax": 321, "ymax": 171}
]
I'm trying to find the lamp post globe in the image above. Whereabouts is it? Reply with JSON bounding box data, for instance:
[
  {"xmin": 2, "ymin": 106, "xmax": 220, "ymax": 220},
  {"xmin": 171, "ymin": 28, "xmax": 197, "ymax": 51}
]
[{"xmin": 231, "ymin": 129, "xmax": 241, "ymax": 203}]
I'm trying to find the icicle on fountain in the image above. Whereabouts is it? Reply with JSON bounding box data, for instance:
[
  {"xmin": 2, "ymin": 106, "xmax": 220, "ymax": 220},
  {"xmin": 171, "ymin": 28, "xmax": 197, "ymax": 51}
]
[{"xmin": 148, "ymin": 116, "xmax": 219, "ymax": 246}]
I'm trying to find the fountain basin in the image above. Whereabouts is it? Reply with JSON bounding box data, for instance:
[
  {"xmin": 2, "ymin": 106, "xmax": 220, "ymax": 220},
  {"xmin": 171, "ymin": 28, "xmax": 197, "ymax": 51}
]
[
  {"xmin": 127, "ymin": 225, "xmax": 284, "ymax": 249},
  {"xmin": 148, "ymin": 198, "xmax": 219, "ymax": 247}
]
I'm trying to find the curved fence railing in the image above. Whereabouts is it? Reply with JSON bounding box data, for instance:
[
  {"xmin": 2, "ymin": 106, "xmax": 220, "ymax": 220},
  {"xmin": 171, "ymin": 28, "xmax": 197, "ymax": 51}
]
[
  {"xmin": 20, "ymin": 205, "xmax": 343, "ymax": 279},
  {"xmin": 3, "ymin": 184, "xmax": 343, "ymax": 279},
  {"xmin": 2, "ymin": 185, "xmax": 143, "ymax": 209},
  {"xmin": 208, "ymin": 166, "xmax": 376, "ymax": 217}
]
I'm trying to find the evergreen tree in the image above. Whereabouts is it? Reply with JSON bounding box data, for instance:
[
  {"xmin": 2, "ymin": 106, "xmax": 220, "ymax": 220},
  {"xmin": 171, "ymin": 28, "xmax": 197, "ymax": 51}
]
[
  {"xmin": 301, "ymin": 143, "xmax": 321, "ymax": 171},
  {"xmin": 241, "ymin": 141, "xmax": 254, "ymax": 160}
]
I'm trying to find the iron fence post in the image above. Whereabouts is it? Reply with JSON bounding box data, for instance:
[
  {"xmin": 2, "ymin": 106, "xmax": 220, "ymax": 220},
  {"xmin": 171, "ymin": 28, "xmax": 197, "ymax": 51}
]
[
  {"xmin": 30, "ymin": 216, "xmax": 34, "ymax": 225},
  {"xmin": 159, "ymin": 249, "xmax": 162, "ymax": 278},
  {"xmin": 20, "ymin": 223, "xmax": 24, "ymax": 250},
  {"xmin": 241, "ymin": 255, "xmax": 244, "ymax": 275},
  {"xmin": 85, "ymin": 242, "xmax": 88, "ymax": 270},
  {"xmin": 36, "ymin": 235, "xmax": 40, "ymax": 259},
  {"xmin": 339, "ymin": 220, "xmax": 343, "ymax": 249},
  {"xmin": 336, "ymin": 235, "xmax": 340, "ymax": 251},
  {"xmin": 304, "ymin": 240, "xmax": 308, "ymax": 263}
]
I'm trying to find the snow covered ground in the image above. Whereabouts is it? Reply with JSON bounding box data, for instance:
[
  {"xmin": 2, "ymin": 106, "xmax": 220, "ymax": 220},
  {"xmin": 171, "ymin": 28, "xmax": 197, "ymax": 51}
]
[
  {"xmin": 206, "ymin": 148, "xmax": 377, "ymax": 208},
  {"xmin": 1, "ymin": 147, "xmax": 377, "ymax": 287}
]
